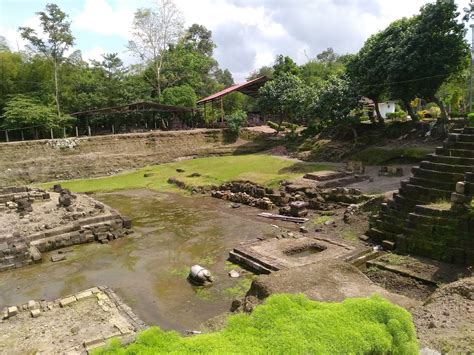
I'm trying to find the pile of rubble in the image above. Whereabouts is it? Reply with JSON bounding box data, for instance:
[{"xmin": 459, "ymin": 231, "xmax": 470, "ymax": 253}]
[
  {"xmin": 0, "ymin": 185, "xmax": 132, "ymax": 272},
  {"xmin": 211, "ymin": 180, "xmax": 370, "ymax": 217}
]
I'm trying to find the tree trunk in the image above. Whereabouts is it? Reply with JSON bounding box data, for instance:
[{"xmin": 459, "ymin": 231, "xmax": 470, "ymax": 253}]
[
  {"xmin": 402, "ymin": 99, "xmax": 418, "ymax": 121},
  {"xmin": 372, "ymin": 98, "xmax": 384, "ymax": 124},
  {"xmin": 53, "ymin": 61, "xmax": 61, "ymax": 118},
  {"xmin": 432, "ymin": 96, "xmax": 449, "ymax": 122},
  {"xmin": 156, "ymin": 59, "xmax": 162, "ymax": 97}
]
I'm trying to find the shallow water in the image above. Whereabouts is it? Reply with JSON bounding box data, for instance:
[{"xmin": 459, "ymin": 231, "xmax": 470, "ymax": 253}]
[{"xmin": 0, "ymin": 190, "xmax": 279, "ymax": 331}]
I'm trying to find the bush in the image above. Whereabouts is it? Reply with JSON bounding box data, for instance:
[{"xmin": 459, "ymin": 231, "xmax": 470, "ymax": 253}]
[
  {"xmin": 428, "ymin": 106, "xmax": 441, "ymax": 119},
  {"xmin": 386, "ymin": 111, "xmax": 407, "ymax": 121},
  {"xmin": 267, "ymin": 120, "xmax": 284, "ymax": 132},
  {"xmin": 94, "ymin": 294, "xmax": 418, "ymax": 354},
  {"xmin": 468, "ymin": 112, "xmax": 474, "ymax": 126},
  {"xmin": 450, "ymin": 110, "xmax": 466, "ymax": 118},
  {"xmin": 224, "ymin": 110, "xmax": 247, "ymax": 132}
]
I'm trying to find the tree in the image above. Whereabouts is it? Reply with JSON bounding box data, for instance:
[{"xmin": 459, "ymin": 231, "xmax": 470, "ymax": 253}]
[
  {"xmin": 248, "ymin": 66, "xmax": 274, "ymax": 80},
  {"xmin": 214, "ymin": 68, "xmax": 234, "ymax": 87},
  {"xmin": 1, "ymin": 95, "xmax": 72, "ymax": 131},
  {"xmin": 273, "ymin": 55, "xmax": 300, "ymax": 77},
  {"xmin": 311, "ymin": 74, "xmax": 360, "ymax": 122},
  {"xmin": 258, "ymin": 73, "xmax": 311, "ymax": 124},
  {"xmin": 182, "ymin": 24, "xmax": 215, "ymax": 56},
  {"xmin": 128, "ymin": 0, "xmax": 184, "ymax": 97},
  {"xmin": 19, "ymin": 3, "xmax": 75, "ymax": 118},
  {"xmin": 0, "ymin": 36, "xmax": 9, "ymax": 51},
  {"xmin": 161, "ymin": 85, "xmax": 197, "ymax": 107}
]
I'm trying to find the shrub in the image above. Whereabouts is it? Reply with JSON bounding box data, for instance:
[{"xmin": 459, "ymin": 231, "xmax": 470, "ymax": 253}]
[
  {"xmin": 450, "ymin": 110, "xmax": 465, "ymax": 118},
  {"xmin": 428, "ymin": 106, "xmax": 441, "ymax": 119},
  {"xmin": 386, "ymin": 111, "xmax": 407, "ymax": 121},
  {"xmin": 267, "ymin": 120, "xmax": 284, "ymax": 132},
  {"xmin": 468, "ymin": 112, "xmax": 474, "ymax": 126},
  {"xmin": 94, "ymin": 294, "xmax": 418, "ymax": 355},
  {"xmin": 224, "ymin": 110, "xmax": 247, "ymax": 132}
]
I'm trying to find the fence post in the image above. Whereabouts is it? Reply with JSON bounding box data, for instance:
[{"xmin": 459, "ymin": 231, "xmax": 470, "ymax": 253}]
[
  {"xmin": 75, "ymin": 126, "xmax": 79, "ymax": 137},
  {"xmin": 63, "ymin": 127, "xmax": 66, "ymax": 138},
  {"xmin": 20, "ymin": 130, "xmax": 24, "ymax": 141},
  {"xmin": 5, "ymin": 130, "xmax": 9, "ymax": 142},
  {"xmin": 50, "ymin": 128, "xmax": 54, "ymax": 139},
  {"xmin": 112, "ymin": 124, "xmax": 115, "ymax": 134},
  {"xmin": 145, "ymin": 122, "xmax": 148, "ymax": 129},
  {"xmin": 87, "ymin": 126, "xmax": 91, "ymax": 137}
]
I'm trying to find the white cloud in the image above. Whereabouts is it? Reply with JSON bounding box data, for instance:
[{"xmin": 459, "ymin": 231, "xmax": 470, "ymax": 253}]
[
  {"xmin": 73, "ymin": 0, "xmax": 135, "ymax": 38},
  {"xmin": 81, "ymin": 46, "xmax": 106, "ymax": 62}
]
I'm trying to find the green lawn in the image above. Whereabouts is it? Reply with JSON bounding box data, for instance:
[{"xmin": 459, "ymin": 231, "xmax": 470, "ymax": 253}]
[
  {"xmin": 94, "ymin": 294, "xmax": 418, "ymax": 354},
  {"xmin": 41, "ymin": 154, "xmax": 334, "ymax": 193}
]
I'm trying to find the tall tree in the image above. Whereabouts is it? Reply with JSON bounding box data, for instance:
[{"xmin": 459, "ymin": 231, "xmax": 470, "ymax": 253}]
[
  {"xmin": 182, "ymin": 24, "xmax": 215, "ymax": 56},
  {"xmin": 128, "ymin": 0, "xmax": 184, "ymax": 97},
  {"xmin": 0, "ymin": 36, "xmax": 9, "ymax": 52},
  {"xmin": 19, "ymin": 3, "xmax": 75, "ymax": 118},
  {"xmin": 273, "ymin": 55, "xmax": 300, "ymax": 77}
]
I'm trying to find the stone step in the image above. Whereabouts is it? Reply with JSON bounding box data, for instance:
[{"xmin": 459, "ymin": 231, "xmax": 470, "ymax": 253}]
[
  {"xmin": 427, "ymin": 153, "xmax": 474, "ymax": 166},
  {"xmin": 228, "ymin": 250, "xmax": 274, "ymax": 274},
  {"xmin": 445, "ymin": 141, "xmax": 474, "ymax": 151},
  {"xmin": 412, "ymin": 167, "xmax": 465, "ymax": 184},
  {"xmin": 408, "ymin": 176, "xmax": 456, "ymax": 192},
  {"xmin": 456, "ymin": 134, "xmax": 474, "ymax": 143},
  {"xmin": 372, "ymin": 219, "xmax": 406, "ymax": 235},
  {"xmin": 399, "ymin": 184, "xmax": 452, "ymax": 203},
  {"xmin": 407, "ymin": 212, "xmax": 453, "ymax": 225},
  {"xmin": 393, "ymin": 194, "xmax": 428, "ymax": 208},
  {"xmin": 436, "ymin": 147, "xmax": 474, "ymax": 158},
  {"xmin": 366, "ymin": 227, "xmax": 397, "ymax": 242},
  {"xmin": 420, "ymin": 160, "xmax": 474, "ymax": 174},
  {"xmin": 414, "ymin": 205, "xmax": 454, "ymax": 218},
  {"xmin": 462, "ymin": 127, "xmax": 474, "ymax": 134}
]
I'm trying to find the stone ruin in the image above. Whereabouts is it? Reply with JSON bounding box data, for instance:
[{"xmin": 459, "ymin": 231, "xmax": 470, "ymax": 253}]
[
  {"xmin": 0, "ymin": 186, "xmax": 132, "ymax": 272},
  {"xmin": 367, "ymin": 127, "xmax": 474, "ymax": 265},
  {"xmin": 211, "ymin": 180, "xmax": 372, "ymax": 217}
]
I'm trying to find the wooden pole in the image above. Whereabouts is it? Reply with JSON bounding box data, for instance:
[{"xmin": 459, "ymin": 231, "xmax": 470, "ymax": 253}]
[
  {"xmin": 5, "ymin": 130, "xmax": 9, "ymax": 142},
  {"xmin": 112, "ymin": 124, "xmax": 115, "ymax": 134},
  {"xmin": 87, "ymin": 126, "xmax": 91, "ymax": 137},
  {"xmin": 50, "ymin": 128, "xmax": 54, "ymax": 139},
  {"xmin": 63, "ymin": 127, "xmax": 66, "ymax": 138},
  {"xmin": 220, "ymin": 97, "xmax": 224, "ymax": 123},
  {"xmin": 20, "ymin": 130, "xmax": 24, "ymax": 141},
  {"xmin": 75, "ymin": 126, "xmax": 79, "ymax": 137}
]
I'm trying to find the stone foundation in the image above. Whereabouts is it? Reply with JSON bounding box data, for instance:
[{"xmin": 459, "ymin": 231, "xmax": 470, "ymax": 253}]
[{"xmin": 0, "ymin": 186, "xmax": 132, "ymax": 272}]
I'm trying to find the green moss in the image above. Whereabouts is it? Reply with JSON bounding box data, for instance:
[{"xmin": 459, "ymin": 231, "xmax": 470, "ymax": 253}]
[
  {"xmin": 223, "ymin": 277, "xmax": 254, "ymax": 298},
  {"xmin": 340, "ymin": 228, "xmax": 358, "ymax": 241},
  {"xmin": 94, "ymin": 294, "xmax": 418, "ymax": 354},
  {"xmin": 313, "ymin": 216, "xmax": 333, "ymax": 225},
  {"xmin": 350, "ymin": 148, "xmax": 431, "ymax": 165},
  {"xmin": 39, "ymin": 155, "xmax": 333, "ymax": 193}
]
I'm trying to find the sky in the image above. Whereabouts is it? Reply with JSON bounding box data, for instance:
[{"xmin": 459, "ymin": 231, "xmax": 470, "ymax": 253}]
[{"xmin": 0, "ymin": 0, "xmax": 470, "ymax": 82}]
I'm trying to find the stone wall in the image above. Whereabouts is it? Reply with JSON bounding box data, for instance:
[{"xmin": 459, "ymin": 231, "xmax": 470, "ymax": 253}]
[{"xmin": 0, "ymin": 129, "xmax": 268, "ymax": 186}]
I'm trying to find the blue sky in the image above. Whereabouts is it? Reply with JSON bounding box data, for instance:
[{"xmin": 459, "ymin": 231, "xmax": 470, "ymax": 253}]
[{"xmin": 0, "ymin": 0, "xmax": 469, "ymax": 82}]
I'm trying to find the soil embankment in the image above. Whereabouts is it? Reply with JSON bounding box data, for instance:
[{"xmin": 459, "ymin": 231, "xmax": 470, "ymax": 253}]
[{"xmin": 0, "ymin": 129, "xmax": 269, "ymax": 186}]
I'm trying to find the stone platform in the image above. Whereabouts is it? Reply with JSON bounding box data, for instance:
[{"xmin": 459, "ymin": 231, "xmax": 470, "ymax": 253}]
[
  {"xmin": 368, "ymin": 127, "xmax": 474, "ymax": 265},
  {"xmin": 0, "ymin": 186, "xmax": 132, "ymax": 272},
  {"xmin": 229, "ymin": 236, "xmax": 368, "ymax": 274}
]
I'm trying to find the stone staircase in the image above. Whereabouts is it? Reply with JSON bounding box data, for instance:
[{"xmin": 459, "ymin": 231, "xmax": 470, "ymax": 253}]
[{"xmin": 367, "ymin": 127, "xmax": 474, "ymax": 265}]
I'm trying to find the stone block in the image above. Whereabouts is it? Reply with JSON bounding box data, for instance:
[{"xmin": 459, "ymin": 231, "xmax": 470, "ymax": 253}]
[
  {"xmin": 75, "ymin": 290, "xmax": 93, "ymax": 300},
  {"xmin": 382, "ymin": 240, "xmax": 396, "ymax": 250},
  {"xmin": 27, "ymin": 300, "xmax": 38, "ymax": 310},
  {"xmin": 455, "ymin": 181, "xmax": 466, "ymax": 194},
  {"xmin": 7, "ymin": 306, "xmax": 18, "ymax": 318},
  {"xmin": 30, "ymin": 309, "xmax": 41, "ymax": 318},
  {"xmin": 29, "ymin": 246, "xmax": 42, "ymax": 262},
  {"xmin": 59, "ymin": 296, "xmax": 77, "ymax": 307}
]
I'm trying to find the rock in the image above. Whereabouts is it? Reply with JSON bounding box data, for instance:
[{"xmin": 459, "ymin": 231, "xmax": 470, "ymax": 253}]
[
  {"xmin": 231, "ymin": 203, "xmax": 241, "ymax": 209},
  {"xmin": 59, "ymin": 296, "xmax": 77, "ymax": 307},
  {"xmin": 143, "ymin": 173, "xmax": 154, "ymax": 178},
  {"xmin": 230, "ymin": 299, "xmax": 242, "ymax": 312},
  {"xmin": 176, "ymin": 168, "xmax": 185, "ymax": 173},
  {"xmin": 188, "ymin": 265, "xmax": 213, "ymax": 285},
  {"xmin": 299, "ymin": 226, "xmax": 309, "ymax": 234},
  {"xmin": 51, "ymin": 254, "xmax": 66, "ymax": 262},
  {"xmin": 30, "ymin": 309, "xmax": 41, "ymax": 318},
  {"xmin": 382, "ymin": 240, "xmax": 396, "ymax": 251},
  {"xmin": 229, "ymin": 270, "xmax": 240, "ymax": 278},
  {"xmin": 27, "ymin": 300, "xmax": 38, "ymax": 310},
  {"xmin": 7, "ymin": 306, "xmax": 18, "ymax": 318},
  {"xmin": 187, "ymin": 172, "xmax": 201, "ymax": 178},
  {"xmin": 52, "ymin": 184, "xmax": 63, "ymax": 193}
]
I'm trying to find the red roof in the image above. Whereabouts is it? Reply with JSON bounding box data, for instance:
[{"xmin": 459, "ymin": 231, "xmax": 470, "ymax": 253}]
[{"xmin": 197, "ymin": 76, "xmax": 270, "ymax": 104}]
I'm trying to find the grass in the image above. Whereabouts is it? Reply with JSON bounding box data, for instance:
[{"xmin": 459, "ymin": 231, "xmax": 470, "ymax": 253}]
[
  {"xmin": 223, "ymin": 277, "xmax": 254, "ymax": 298},
  {"xmin": 94, "ymin": 294, "xmax": 418, "ymax": 354},
  {"xmin": 40, "ymin": 155, "xmax": 334, "ymax": 193},
  {"xmin": 313, "ymin": 215, "xmax": 333, "ymax": 225}
]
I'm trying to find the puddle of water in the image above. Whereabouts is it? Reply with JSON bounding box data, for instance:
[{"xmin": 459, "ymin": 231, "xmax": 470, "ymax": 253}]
[{"xmin": 0, "ymin": 190, "xmax": 276, "ymax": 332}]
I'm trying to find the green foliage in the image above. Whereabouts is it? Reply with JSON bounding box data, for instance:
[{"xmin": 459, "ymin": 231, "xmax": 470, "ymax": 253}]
[
  {"xmin": 224, "ymin": 110, "xmax": 247, "ymax": 132},
  {"xmin": 267, "ymin": 120, "xmax": 284, "ymax": 132},
  {"xmin": 351, "ymin": 147, "xmax": 430, "ymax": 165},
  {"xmin": 258, "ymin": 73, "xmax": 312, "ymax": 123},
  {"xmin": 310, "ymin": 73, "xmax": 359, "ymax": 122},
  {"xmin": 161, "ymin": 85, "xmax": 197, "ymax": 107},
  {"xmin": 273, "ymin": 55, "xmax": 300, "ymax": 77},
  {"xmin": 1, "ymin": 95, "xmax": 73, "ymax": 129},
  {"xmin": 93, "ymin": 294, "xmax": 418, "ymax": 354},
  {"xmin": 386, "ymin": 111, "xmax": 407, "ymax": 121},
  {"xmin": 468, "ymin": 113, "xmax": 474, "ymax": 126}
]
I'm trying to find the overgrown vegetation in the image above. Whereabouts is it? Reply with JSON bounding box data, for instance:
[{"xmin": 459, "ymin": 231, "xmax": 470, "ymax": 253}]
[
  {"xmin": 41, "ymin": 155, "xmax": 334, "ymax": 193},
  {"xmin": 94, "ymin": 294, "xmax": 418, "ymax": 354}
]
